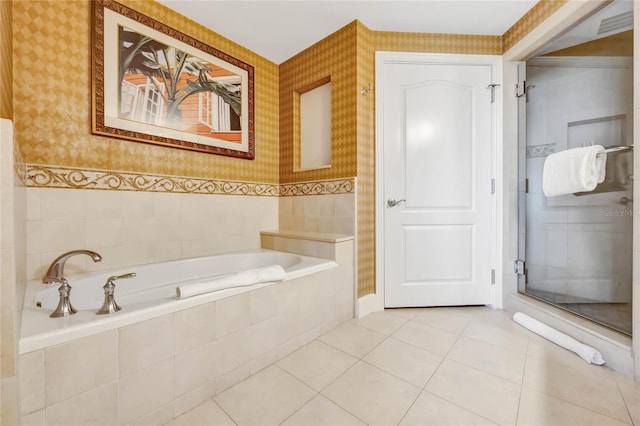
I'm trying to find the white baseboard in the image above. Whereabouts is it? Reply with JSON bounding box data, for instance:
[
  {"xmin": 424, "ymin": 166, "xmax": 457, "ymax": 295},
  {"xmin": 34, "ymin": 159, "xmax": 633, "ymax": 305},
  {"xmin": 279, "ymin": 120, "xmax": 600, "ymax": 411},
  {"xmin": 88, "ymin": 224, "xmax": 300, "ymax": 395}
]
[{"xmin": 357, "ymin": 293, "xmax": 382, "ymax": 318}]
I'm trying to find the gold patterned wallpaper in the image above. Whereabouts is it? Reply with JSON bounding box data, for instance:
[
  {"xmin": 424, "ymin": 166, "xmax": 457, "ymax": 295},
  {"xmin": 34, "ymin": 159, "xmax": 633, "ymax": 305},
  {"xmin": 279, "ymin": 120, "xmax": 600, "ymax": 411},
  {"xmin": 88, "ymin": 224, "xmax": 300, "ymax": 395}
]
[
  {"xmin": 279, "ymin": 21, "xmax": 359, "ymax": 184},
  {"xmin": 355, "ymin": 22, "xmax": 376, "ymax": 297},
  {"xmin": 0, "ymin": 0, "xmax": 12, "ymax": 119},
  {"xmin": 375, "ymin": 31, "xmax": 502, "ymax": 55},
  {"xmin": 11, "ymin": 0, "xmax": 569, "ymax": 298},
  {"xmin": 12, "ymin": 0, "xmax": 280, "ymax": 183},
  {"xmin": 502, "ymin": 0, "xmax": 568, "ymax": 52}
]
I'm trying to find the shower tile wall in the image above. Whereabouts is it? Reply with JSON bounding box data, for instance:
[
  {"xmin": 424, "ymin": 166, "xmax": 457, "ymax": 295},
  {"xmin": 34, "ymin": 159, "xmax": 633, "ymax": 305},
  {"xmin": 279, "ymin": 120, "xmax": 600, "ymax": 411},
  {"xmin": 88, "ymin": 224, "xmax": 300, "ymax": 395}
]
[{"xmin": 525, "ymin": 58, "xmax": 633, "ymax": 329}]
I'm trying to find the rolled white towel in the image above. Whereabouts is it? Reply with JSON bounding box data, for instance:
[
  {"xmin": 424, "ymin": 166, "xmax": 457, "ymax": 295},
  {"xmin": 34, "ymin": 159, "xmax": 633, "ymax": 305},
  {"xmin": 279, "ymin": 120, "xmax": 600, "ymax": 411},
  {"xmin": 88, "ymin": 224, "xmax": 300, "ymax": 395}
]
[
  {"xmin": 542, "ymin": 145, "xmax": 606, "ymax": 197},
  {"xmin": 513, "ymin": 312, "xmax": 605, "ymax": 365},
  {"xmin": 176, "ymin": 265, "xmax": 286, "ymax": 299}
]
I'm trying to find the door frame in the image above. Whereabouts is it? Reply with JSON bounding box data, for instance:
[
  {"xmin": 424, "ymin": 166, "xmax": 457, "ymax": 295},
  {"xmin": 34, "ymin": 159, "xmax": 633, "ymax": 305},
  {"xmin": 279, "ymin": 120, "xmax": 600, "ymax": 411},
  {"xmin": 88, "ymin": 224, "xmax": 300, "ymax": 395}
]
[{"xmin": 373, "ymin": 51, "xmax": 504, "ymax": 314}]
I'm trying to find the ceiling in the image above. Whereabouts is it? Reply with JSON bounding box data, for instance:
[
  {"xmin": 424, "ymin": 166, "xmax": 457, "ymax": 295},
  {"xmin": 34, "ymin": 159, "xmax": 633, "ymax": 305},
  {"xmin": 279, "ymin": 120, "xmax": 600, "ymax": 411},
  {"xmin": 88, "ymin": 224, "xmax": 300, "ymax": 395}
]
[{"xmin": 157, "ymin": 0, "xmax": 538, "ymax": 64}]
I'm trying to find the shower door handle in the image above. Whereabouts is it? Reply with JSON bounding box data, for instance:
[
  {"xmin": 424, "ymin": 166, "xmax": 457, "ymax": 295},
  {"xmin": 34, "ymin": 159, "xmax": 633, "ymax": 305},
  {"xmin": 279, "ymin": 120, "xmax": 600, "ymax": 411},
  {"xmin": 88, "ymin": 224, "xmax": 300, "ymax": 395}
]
[{"xmin": 387, "ymin": 198, "xmax": 406, "ymax": 207}]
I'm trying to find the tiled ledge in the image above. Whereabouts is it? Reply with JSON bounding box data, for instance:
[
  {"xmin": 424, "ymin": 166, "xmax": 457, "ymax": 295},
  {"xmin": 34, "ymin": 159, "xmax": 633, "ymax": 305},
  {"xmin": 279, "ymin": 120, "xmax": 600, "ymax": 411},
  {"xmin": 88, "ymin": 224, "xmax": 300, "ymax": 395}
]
[
  {"xmin": 261, "ymin": 231, "xmax": 354, "ymax": 262},
  {"xmin": 260, "ymin": 230, "xmax": 354, "ymax": 244}
]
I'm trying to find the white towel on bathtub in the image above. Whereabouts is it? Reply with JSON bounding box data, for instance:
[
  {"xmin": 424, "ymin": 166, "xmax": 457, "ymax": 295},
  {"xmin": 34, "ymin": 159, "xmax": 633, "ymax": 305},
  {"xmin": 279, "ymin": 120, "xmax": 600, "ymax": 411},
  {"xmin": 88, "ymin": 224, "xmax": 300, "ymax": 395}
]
[
  {"xmin": 176, "ymin": 265, "xmax": 286, "ymax": 299},
  {"xmin": 542, "ymin": 145, "xmax": 606, "ymax": 197}
]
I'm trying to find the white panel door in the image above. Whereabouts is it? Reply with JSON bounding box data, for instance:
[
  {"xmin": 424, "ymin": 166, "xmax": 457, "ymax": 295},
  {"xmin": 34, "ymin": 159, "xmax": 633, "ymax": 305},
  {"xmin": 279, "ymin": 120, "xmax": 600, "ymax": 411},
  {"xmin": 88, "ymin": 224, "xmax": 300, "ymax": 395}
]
[{"xmin": 381, "ymin": 55, "xmax": 497, "ymax": 307}]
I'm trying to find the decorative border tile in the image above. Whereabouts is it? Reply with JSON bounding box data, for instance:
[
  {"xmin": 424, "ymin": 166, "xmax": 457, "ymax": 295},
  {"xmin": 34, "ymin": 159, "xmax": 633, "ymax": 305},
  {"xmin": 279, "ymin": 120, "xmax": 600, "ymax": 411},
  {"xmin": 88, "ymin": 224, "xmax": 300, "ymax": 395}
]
[
  {"xmin": 25, "ymin": 164, "xmax": 355, "ymax": 197},
  {"xmin": 280, "ymin": 178, "xmax": 355, "ymax": 196},
  {"xmin": 26, "ymin": 165, "xmax": 279, "ymax": 196},
  {"xmin": 526, "ymin": 143, "xmax": 555, "ymax": 158}
]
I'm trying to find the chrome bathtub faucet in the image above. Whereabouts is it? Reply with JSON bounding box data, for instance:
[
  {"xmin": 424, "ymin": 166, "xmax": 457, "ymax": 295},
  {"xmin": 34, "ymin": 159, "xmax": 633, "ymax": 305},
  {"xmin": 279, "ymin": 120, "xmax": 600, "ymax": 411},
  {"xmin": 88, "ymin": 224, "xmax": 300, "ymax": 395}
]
[
  {"xmin": 43, "ymin": 250, "xmax": 103, "ymax": 318},
  {"xmin": 42, "ymin": 249, "xmax": 103, "ymax": 284}
]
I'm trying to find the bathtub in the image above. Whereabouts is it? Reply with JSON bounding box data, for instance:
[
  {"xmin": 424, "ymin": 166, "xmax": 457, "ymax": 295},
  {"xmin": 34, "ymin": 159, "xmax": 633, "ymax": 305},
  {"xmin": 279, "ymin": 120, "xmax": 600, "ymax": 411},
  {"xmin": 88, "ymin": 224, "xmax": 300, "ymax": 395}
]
[{"xmin": 20, "ymin": 249, "xmax": 337, "ymax": 353}]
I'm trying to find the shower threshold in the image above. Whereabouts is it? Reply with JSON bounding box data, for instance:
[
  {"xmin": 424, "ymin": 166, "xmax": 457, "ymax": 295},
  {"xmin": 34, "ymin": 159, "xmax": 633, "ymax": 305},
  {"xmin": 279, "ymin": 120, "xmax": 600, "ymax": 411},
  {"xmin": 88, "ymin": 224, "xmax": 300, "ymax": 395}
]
[{"xmin": 519, "ymin": 289, "xmax": 631, "ymax": 337}]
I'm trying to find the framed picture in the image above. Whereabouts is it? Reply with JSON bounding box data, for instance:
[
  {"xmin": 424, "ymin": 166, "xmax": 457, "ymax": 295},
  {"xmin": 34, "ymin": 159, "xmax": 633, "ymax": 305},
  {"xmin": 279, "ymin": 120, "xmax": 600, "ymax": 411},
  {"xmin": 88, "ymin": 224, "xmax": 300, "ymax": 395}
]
[{"xmin": 91, "ymin": 0, "xmax": 255, "ymax": 159}]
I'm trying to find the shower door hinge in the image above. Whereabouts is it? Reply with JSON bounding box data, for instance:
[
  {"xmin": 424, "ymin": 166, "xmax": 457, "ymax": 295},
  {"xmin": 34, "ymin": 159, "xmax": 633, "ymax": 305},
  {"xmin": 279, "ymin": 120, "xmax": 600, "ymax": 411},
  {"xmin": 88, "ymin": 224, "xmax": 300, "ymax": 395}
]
[
  {"xmin": 487, "ymin": 84, "xmax": 500, "ymax": 103},
  {"xmin": 491, "ymin": 178, "xmax": 496, "ymax": 194},
  {"xmin": 515, "ymin": 81, "xmax": 526, "ymax": 98},
  {"xmin": 514, "ymin": 259, "xmax": 526, "ymax": 275},
  {"xmin": 491, "ymin": 269, "xmax": 496, "ymax": 285}
]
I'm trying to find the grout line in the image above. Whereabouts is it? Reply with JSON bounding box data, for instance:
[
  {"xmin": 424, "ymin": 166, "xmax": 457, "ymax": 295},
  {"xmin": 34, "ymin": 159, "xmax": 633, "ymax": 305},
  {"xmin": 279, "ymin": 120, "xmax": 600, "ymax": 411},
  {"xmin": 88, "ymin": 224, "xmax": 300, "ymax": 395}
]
[
  {"xmin": 420, "ymin": 390, "xmax": 501, "ymax": 426},
  {"xmin": 396, "ymin": 386, "xmax": 423, "ymax": 425},
  {"xmin": 521, "ymin": 384, "xmax": 635, "ymax": 425},
  {"xmin": 613, "ymin": 380, "xmax": 635, "ymax": 426},
  {"xmin": 514, "ymin": 334, "xmax": 530, "ymax": 426},
  {"xmin": 211, "ymin": 398, "xmax": 238, "ymax": 426}
]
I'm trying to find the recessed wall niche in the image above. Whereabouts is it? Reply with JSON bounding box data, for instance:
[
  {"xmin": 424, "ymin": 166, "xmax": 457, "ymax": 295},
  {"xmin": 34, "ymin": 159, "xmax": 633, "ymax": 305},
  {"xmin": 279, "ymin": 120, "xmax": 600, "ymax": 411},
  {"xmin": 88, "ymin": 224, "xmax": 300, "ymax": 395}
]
[{"xmin": 294, "ymin": 77, "xmax": 332, "ymax": 171}]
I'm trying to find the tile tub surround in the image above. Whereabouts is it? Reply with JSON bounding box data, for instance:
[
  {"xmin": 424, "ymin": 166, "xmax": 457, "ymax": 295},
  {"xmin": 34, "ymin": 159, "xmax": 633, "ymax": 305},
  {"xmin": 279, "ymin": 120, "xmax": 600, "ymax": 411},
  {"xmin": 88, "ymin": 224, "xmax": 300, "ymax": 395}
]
[
  {"xmin": 25, "ymin": 187, "xmax": 279, "ymax": 281},
  {"xmin": 17, "ymin": 236, "xmax": 354, "ymax": 425}
]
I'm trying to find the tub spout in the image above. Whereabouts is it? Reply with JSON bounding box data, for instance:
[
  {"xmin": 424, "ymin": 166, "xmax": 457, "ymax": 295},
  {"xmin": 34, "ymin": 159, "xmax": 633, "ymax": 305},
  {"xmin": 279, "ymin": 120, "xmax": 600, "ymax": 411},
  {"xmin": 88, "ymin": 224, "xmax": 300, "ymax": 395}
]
[{"xmin": 42, "ymin": 250, "xmax": 102, "ymax": 284}]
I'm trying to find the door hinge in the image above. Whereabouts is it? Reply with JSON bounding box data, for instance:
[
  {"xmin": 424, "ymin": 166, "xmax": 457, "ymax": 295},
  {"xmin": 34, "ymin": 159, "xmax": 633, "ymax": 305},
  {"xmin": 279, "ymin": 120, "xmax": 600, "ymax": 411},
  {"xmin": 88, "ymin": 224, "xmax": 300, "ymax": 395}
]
[
  {"xmin": 514, "ymin": 259, "xmax": 526, "ymax": 275},
  {"xmin": 487, "ymin": 83, "xmax": 500, "ymax": 103},
  {"xmin": 525, "ymin": 178, "xmax": 529, "ymax": 194},
  {"xmin": 491, "ymin": 269, "xmax": 496, "ymax": 285},
  {"xmin": 515, "ymin": 81, "xmax": 526, "ymax": 98},
  {"xmin": 491, "ymin": 178, "xmax": 496, "ymax": 194}
]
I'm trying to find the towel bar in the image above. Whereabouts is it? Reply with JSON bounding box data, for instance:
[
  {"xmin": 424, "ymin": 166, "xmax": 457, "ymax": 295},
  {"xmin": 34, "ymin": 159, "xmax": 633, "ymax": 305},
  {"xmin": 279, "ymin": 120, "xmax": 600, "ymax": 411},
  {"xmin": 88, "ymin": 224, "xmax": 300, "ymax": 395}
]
[{"xmin": 596, "ymin": 145, "xmax": 634, "ymax": 157}]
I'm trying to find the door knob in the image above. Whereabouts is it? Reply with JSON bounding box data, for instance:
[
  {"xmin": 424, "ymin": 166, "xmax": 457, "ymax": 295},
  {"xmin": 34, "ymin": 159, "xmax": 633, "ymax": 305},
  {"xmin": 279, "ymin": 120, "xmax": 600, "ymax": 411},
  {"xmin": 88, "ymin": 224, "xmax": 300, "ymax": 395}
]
[{"xmin": 387, "ymin": 198, "xmax": 406, "ymax": 207}]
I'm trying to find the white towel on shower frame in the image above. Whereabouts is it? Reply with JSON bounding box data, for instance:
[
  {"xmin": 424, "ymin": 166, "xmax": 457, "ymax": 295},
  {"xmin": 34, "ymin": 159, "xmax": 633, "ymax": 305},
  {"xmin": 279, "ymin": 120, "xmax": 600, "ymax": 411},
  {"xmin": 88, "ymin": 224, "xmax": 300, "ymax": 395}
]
[{"xmin": 542, "ymin": 145, "xmax": 606, "ymax": 197}]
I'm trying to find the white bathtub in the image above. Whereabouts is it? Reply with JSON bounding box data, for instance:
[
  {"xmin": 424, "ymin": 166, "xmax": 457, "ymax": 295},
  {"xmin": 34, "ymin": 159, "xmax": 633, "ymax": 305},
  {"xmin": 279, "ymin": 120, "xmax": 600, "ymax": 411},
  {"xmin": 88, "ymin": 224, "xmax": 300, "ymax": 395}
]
[{"xmin": 20, "ymin": 249, "xmax": 337, "ymax": 353}]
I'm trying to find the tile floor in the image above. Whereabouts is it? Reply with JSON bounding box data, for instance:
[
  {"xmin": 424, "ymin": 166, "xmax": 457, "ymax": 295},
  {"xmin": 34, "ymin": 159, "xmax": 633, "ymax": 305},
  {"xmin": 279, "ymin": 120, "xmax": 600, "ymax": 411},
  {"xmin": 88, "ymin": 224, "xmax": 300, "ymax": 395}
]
[{"xmin": 165, "ymin": 307, "xmax": 640, "ymax": 426}]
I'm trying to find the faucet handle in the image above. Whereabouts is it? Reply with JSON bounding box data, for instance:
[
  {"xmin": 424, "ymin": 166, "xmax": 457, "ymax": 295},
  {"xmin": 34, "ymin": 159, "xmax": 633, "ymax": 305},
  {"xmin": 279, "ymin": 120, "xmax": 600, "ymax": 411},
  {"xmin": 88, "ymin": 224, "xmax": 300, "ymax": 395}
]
[
  {"xmin": 97, "ymin": 272, "xmax": 136, "ymax": 315},
  {"xmin": 107, "ymin": 272, "xmax": 136, "ymax": 284},
  {"xmin": 50, "ymin": 279, "xmax": 78, "ymax": 318}
]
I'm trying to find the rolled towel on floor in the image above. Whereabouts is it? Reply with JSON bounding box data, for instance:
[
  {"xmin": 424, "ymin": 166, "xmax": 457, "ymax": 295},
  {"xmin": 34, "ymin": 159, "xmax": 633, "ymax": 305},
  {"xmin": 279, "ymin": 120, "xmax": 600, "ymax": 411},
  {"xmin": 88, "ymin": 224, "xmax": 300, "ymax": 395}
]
[
  {"xmin": 542, "ymin": 145, "xmax": 606, "ymax": 197},
  {"xmin": 512, "ymin": 312, "xmax": 605, "ymax": 365},
  {"xmin": 176, "ymin": 265, "xmax": 286, "ymax": 299}
]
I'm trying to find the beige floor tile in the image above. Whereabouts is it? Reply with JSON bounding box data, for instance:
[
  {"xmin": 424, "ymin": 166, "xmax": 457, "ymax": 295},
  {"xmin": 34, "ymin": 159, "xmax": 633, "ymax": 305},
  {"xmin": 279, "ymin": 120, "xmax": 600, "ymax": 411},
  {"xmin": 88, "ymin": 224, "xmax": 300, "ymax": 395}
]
[
  {"xmin": 470, "ymin": 307, "xmax": 518, "ymax": 324},
  {"xmin": 352, "ymin": 311, "xmax": 408, "ymax": 335},
  {"xmin": 384, "ymin": 308, "xmax": 421, "ymax": 319},
  {"xmin": 517, "ymin": 387, "xmax": 630, "ymax": 426},
  {"xmin": 363, "ymin": 337, "xmax": 443, "ymax": 388},
  {"xmin": 526, "ymin": 333, "xmax": 619, "ymax": 382},
  {"xmin": 392, "ymin": 320, "xmax": 458, "ymax": 356},
  {"xmin": 616, "ymin": 376, "xmax": 640, "ymax": 425},
  {"xmin": 165, "ymin": 400, "xmax": 234, "ymax": 426},
  {"xmin": 277, "ymin": 340, "xmax": 358, "ymax": 391},
  {"xmin": 523, "ymin": 356, "xmax": 631, "ymax": 424},
  {"xmin": 282, "ymin": 394, "xmax": 365, "ymax": 426},
  {"xmin": 412, "ymin": 307, "xmax": 474, "ymax": 335},
  {"xmin": 319, "ymin": 322, "xmax": 386, "ymax": 358},
  {"xmin": 400, "ymin": 391, "xmax": 497, "ymax": 426},
  {"xmin": 425, "ymin": 359, "xmax": 520, "ymax": 425},
  {"xmin": 447, "ymin": 336, "xmax": 526, "ymax": 384},
  {"xmin": 322, "ymin": 361, "xmax": 421, "ymax": 426},
  {"xmin": 462, "ymin": 320, "xmax": 529, "ymax": 354},
  {"xmin": 214, "ymin": 365, "xmax": 315, "ymax": 425}
]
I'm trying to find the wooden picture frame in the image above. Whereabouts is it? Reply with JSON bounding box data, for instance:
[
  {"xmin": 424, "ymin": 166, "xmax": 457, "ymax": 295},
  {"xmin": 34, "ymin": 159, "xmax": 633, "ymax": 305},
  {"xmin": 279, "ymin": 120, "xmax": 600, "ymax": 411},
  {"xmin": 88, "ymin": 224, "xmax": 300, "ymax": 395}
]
[{"xmin": 91, "ymin": 0, "xmax": 255, "ymax": 159}]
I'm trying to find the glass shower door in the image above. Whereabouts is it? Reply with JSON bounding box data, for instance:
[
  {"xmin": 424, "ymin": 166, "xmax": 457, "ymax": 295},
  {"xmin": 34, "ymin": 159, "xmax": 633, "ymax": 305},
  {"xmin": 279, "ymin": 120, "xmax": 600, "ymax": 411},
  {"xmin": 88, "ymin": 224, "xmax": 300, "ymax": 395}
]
[{"xmin": 518, "ymin": 56, "xmax": 633, "ymax": 336}]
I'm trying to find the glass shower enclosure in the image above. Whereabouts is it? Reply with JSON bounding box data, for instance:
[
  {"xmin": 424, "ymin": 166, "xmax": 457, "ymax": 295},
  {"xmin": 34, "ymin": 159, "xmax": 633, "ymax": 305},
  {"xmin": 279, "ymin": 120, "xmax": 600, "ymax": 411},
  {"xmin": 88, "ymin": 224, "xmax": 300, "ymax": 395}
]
[{"xmin": 517, "ymin": 0, "xmax": 634, "ymax": 336}]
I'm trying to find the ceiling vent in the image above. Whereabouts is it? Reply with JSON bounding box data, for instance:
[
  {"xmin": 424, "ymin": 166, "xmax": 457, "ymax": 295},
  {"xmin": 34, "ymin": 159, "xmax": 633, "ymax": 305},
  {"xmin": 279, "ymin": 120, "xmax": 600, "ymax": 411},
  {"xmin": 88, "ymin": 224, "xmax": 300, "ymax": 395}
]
[{"xmin": 597, "ymin": 10, "xmax": 633, "ymax": 35}]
